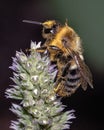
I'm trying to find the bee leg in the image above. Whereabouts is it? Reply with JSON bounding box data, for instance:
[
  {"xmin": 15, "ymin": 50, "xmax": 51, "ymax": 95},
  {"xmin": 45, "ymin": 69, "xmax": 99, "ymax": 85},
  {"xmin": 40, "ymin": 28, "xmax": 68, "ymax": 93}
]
[
  {"xmin": 54, "ymin": 80, "xmax": 70, "ymax": 97},
  {"xmin": 36, "ymin": 46, "xmax": 47, "ymax": 53},
  {"xmin": 61, "ymin": 62, "xmax": 71, "ymax": 77},
  {"xmin": 25, "ymin": 46, "xmax": 47, "ymax": 54},
  {"xmin": 54, "ymin": 62, "xmax": 71, "ymax": 86},
  {"xmin": 70, "ymin": 85, "xmax": 79, "ymax": 95},
  {"xmin": 66, "ymin": 82, "xmax": 81, "ymax": 96},
  {"xmin": 54, "ymin": 78, "xmax": 63, "ymax": 93},
  {"xmin": 56, "ymin": 61, "xmax": 71, "ymax": 79}
]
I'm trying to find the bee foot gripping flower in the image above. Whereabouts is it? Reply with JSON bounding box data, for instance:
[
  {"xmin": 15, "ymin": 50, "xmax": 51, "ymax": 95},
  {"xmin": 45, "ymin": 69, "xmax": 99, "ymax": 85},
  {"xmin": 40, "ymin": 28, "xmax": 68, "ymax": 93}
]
[{"xmin": 5, "ymin": 41, "xmax": 75, "ymax": 130}]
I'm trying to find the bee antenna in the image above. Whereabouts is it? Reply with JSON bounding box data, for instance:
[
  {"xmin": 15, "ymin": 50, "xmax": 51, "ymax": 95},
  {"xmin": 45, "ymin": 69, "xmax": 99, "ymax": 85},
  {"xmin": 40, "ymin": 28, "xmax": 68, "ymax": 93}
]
[{"xmin": 22, "ymin": 20, "xmax": 42, "ymax": 25}]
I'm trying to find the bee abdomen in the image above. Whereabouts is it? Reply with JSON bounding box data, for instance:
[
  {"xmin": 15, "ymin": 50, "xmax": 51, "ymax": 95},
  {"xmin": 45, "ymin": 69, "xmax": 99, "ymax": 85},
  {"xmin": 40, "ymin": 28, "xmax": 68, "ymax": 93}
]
[
  {"xmin": 66, "ymin": 66, "xmax": 81, "ymax": 89},
  {"xmin": 66, "ymin": 75, "xmax": 80, "ymax": 86}
]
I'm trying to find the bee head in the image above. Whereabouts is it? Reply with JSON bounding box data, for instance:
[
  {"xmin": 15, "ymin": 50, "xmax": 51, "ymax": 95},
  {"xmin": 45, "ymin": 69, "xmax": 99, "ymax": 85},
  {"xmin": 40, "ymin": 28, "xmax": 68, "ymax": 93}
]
[
  {"xmin": 42, "ymin": 20, "xmax": 60, "ymax": 39},
  {"xmin": 23, "ymin": 19, "xmax": 60, "ymax": 39}
]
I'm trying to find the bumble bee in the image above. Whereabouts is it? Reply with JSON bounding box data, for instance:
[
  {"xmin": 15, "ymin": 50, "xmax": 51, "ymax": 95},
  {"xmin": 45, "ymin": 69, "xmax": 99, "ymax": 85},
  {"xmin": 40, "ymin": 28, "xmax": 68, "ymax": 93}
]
[{"xmin": 23, "ymin": 19, "xmax": 93, "ymax": 97}]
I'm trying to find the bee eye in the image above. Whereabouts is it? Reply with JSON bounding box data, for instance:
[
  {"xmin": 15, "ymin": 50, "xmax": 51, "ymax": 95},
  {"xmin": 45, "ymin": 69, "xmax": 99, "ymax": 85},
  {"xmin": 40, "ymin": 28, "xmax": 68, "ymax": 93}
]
[
  {"xmin": 44, "ymin": 28, "xmax": 51, "ymax": 34},
  {"xmin": 52, "ymin": 25, "xmax": 57, "ymax": 29}
]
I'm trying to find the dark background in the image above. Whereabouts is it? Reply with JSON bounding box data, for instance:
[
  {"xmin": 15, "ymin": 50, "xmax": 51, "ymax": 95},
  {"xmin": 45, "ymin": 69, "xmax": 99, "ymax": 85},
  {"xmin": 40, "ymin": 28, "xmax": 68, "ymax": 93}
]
[{"xmin": 0, "ymin": 0, "xmax": 104, "ymax": 130}]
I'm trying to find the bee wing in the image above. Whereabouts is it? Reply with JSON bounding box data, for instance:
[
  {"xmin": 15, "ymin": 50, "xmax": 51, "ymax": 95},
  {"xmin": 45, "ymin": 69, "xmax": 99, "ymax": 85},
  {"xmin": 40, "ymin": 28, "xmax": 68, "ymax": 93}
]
[{"xmin": 73, "ymin": 52, "xmax": 93, "ymax": 90}]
